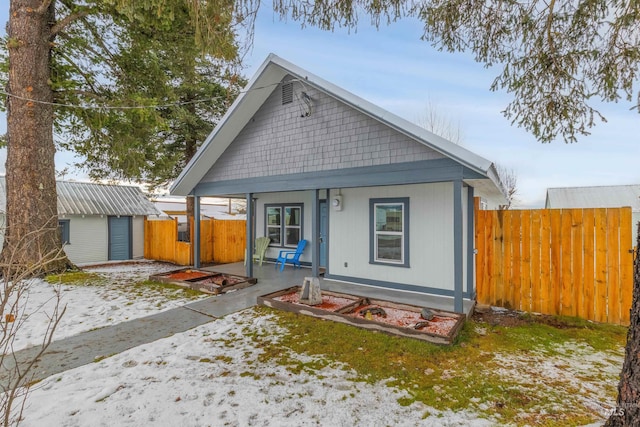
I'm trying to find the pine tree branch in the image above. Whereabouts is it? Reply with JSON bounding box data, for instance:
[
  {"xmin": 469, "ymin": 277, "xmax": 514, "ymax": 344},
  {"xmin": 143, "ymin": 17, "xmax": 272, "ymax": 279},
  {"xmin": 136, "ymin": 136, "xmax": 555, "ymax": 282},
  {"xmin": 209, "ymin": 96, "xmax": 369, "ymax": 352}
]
[{"xmin": 50, "ymin": 10, "xmax": 90, "ymax": 37}]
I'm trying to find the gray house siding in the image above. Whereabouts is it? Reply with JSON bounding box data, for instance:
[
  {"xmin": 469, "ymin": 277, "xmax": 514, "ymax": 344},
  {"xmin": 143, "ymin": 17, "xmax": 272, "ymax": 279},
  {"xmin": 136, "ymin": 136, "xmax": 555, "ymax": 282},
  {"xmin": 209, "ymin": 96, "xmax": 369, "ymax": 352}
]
[
  {"xmin": 201, "ymin": 76, "xmax": 445, "ymax": 184},
  {"xmin": 171, "ymin": 55, "xmax": 507, "ymax": 313}
]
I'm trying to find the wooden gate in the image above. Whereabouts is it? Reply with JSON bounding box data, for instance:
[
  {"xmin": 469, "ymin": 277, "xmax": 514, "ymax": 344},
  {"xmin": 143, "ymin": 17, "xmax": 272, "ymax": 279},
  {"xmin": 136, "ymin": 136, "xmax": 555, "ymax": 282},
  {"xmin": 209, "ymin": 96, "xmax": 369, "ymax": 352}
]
[{"xmin": 475, "ymin": 207, "xmax": 634, "ymax": 325}]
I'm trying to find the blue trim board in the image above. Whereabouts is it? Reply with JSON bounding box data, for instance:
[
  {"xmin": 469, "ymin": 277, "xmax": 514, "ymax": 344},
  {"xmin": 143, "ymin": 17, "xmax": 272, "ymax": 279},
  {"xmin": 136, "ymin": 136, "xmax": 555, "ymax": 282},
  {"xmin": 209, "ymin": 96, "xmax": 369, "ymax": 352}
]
[
  {"xmin": 466, "ymin": 186, "xmax": 475, "ymax": 298},
  {"xmin": 311, "ymin": 190, "xmax": 320, "ymax": 277},
  {"xmin": 453, "ymin": 180, "xmax": 464, "ymax": 313},
  {"xmin": 245, "ymin": 193, "xmax": 254, "ymax": 278},
  {"xmin": 324, "ymin": 273, "xmax": 474, "ymax": 299},
  {"xmin": 193, "ymin": 197, "xmax": 201, "ymax": 268},
  {"xmin": 194, "ymin": 158, "xmax": 468, "ymax": 196}
]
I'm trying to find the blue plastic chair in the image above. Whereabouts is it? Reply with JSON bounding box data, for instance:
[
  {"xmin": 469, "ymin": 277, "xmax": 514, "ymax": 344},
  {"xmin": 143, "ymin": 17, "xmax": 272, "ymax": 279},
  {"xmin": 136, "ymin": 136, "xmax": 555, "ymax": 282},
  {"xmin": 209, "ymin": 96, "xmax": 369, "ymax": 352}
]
[{"xmin": 275, "ymin": 240, "xmax": 307, "ymax": 271}]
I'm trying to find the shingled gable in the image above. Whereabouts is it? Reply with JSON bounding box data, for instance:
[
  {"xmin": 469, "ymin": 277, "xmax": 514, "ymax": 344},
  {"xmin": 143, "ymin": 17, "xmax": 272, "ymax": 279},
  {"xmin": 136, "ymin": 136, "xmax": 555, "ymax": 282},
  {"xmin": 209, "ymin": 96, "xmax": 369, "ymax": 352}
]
[{"xmin": 171, "ymin": 54, "xmax": 505, "ymax": 200}]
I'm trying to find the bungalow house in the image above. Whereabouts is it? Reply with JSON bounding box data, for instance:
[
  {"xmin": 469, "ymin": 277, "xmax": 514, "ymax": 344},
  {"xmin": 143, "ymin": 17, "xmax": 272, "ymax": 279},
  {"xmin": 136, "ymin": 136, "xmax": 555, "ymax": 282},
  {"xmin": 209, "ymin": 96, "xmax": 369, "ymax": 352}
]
[
  {"xmin": 0, "ymin": 178, "xmax": 161, "ymax": 265},
  {"xmin": 170, "ymin": 54, "xmax": 506, "ymax": 313},
  {"xmin": 546, "ymin": 184, "xmax": 640, "ymax": 244}
]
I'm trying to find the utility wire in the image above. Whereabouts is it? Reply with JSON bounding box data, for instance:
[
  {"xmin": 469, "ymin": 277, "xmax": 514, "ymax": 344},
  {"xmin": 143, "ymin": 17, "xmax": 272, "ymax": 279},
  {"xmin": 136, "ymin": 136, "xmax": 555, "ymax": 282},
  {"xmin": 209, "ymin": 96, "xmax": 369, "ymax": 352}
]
[{"xmin": 0, "ymin": 80, "xmax": 288, "ymax": 111}]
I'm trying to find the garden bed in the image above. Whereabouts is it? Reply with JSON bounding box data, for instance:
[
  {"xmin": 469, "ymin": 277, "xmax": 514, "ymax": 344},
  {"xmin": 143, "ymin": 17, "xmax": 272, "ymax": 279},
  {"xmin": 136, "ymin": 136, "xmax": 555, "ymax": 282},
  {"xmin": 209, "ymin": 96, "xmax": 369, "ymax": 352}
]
[
  {"xmin": 150, "ymin": 268, "xmax": 257, "ymax": 295},
  {"xmin": 258, "ymin": 287, "xmax": 465, "ymax": 345}
]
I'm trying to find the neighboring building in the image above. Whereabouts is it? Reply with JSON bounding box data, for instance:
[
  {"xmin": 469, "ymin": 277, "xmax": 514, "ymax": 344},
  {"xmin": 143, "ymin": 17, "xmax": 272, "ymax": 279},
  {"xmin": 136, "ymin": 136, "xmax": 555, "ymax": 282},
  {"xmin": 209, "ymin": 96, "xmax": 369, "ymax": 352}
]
[
  {"xmin": 0, "ymin": 178, "xmax": 161, "ymax": 265},
  {"xmin": 152, "ymin": 196, "xmax": 246, "ymax": 241},
  {"xmin": 546, "ymin": 184, "xmax": 640, "ymax": 244},
  {"xmin": 170, "ymin": 54, "xmax": 506, "ymax": 313}
]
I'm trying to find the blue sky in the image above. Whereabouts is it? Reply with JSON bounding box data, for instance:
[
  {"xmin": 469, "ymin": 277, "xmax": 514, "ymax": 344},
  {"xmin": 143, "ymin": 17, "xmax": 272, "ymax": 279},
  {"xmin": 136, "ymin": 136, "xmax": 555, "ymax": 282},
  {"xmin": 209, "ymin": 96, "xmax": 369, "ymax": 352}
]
[{"xmin": 2, "ymin": 6, "xmax": 639, "ymax": 207}]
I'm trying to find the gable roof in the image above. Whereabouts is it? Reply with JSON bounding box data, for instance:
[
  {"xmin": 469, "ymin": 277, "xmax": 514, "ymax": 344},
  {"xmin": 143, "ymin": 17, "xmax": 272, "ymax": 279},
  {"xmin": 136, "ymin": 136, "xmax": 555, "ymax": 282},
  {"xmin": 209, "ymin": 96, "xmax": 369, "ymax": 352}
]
[
  {"xmin": 546, "ymin": 184, "xmax": 640, "ymax": 212},
  {"xmin": 0, "ymin": 177, "xmax": 161, "ymax": 216},
  {"xmin": 170, "ymin": 53, "xmax": 504, "ymax": 198}
]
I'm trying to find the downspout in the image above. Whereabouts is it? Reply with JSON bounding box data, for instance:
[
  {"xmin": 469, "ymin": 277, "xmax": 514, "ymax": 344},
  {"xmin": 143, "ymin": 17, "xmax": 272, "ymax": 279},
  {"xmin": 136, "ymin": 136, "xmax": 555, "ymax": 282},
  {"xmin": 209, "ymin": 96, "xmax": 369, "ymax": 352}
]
[{"xmin": 311, "ymin": 189, "xmax": 319, "ymax": 277}]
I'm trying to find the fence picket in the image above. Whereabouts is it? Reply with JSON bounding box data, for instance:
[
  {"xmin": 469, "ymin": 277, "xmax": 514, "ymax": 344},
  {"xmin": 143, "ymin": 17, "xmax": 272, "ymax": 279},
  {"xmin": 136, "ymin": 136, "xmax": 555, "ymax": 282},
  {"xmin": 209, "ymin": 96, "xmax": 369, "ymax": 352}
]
[
  {"xmin": 520, "ymin": 210, "xmax": 532, "ymax": 312},
  {"xmin": 550, "ymin": 210, "xmax": 562, "ymax": 315},
  {"xmin": 539, "ymin": 210, "xmax": 551, "ymax": 314},
  {"xmin": 606, "ymin": 209, "xmax": 621, "ymax": 324},
  {"xmin": 560, "ymin": 210, "xmax": 573, "ymax": 316},
  {"xmin": 594, "ymin": 209, "xmax": 608, "ymax": 323},
  {"xmin": 619, "ymin": 208, "xmax": 633, "ymax": 324},
  {"xmin": 582, "ymin": 210, "xmax": 596, "ymax": 321},
  {"xmin": 571, "ymin": 209, "xmax": 584, "ymax": 318}
]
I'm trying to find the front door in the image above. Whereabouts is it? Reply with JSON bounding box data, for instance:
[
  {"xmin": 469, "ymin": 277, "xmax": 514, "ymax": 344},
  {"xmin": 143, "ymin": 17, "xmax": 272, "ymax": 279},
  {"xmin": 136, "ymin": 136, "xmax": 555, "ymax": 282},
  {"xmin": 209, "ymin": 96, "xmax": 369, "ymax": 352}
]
[
  {"xmin": 108, "ymin": 216, "xmax": 132, "ymax": 260},
  {"xmin": 319, "ymin": 200, "xmax": 328, "ymax": 268}
]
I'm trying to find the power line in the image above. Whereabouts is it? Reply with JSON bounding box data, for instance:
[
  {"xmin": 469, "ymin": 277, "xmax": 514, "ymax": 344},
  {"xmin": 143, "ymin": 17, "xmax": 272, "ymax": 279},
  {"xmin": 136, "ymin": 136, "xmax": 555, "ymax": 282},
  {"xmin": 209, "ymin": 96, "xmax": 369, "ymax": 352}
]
[{"xmin": 0, "ymin": 81, "xmax": 284, "ymax": 111}]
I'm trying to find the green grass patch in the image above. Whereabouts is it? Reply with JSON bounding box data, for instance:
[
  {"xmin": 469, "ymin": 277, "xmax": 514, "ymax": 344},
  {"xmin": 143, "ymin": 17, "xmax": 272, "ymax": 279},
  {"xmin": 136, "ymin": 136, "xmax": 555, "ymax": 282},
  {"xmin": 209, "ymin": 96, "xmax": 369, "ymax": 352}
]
[
  {"xmin": 45, "ymin": 270, "xmax": 104, "ymax": 285},
  {"xmin": 248, "ymin": 306, "xmax": 626, "ymax": 426}
]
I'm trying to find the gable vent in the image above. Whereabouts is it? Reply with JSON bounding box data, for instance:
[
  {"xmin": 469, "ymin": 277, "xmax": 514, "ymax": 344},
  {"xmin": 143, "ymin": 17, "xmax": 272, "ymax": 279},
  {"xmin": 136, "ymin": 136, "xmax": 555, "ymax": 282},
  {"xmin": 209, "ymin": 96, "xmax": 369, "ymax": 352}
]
[{"xmin": 281, "ymin": 82, "xmax": 293, "ymax": 105}]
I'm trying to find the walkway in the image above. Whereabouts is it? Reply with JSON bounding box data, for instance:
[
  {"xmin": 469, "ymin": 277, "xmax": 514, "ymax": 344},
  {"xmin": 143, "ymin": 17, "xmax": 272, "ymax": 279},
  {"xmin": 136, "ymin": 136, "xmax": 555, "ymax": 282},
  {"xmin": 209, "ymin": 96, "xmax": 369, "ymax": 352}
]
[
  {"xmin": 0, "ymin": 263, "xmax": 308, "ymax": 387},
  {"xmin": 1, "ymin": 262, "xmax": 472, "ymax": 387}
]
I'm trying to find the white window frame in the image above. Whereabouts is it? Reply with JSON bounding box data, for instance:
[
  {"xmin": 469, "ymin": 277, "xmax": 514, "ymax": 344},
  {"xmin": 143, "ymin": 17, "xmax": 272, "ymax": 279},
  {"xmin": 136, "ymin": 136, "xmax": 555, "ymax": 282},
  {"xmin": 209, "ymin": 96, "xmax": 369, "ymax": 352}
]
[
  {"xmin": 369, "ymin": 198, "xmax": 410, "ymax": 267},
  {"xmin": 265, "ymin": 203, "xmax": 304, "ymax": 248}
]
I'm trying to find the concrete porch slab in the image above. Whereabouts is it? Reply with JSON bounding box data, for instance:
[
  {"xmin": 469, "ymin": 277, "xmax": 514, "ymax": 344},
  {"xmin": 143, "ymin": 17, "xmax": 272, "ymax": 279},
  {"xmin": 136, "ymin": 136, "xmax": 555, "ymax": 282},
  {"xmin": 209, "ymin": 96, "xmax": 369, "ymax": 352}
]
[{"xmin": 202, "ymin": 262, "xmax": 475, "ymax": 316}]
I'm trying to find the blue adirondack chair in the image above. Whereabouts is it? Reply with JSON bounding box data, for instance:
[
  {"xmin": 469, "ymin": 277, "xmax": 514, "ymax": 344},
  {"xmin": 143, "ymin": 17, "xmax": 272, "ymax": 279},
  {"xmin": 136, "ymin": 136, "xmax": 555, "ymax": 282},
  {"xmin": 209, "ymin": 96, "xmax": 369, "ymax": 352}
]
[{"xmin": 275, "ymin": 240, "xmax": 307, "ymax": 271}]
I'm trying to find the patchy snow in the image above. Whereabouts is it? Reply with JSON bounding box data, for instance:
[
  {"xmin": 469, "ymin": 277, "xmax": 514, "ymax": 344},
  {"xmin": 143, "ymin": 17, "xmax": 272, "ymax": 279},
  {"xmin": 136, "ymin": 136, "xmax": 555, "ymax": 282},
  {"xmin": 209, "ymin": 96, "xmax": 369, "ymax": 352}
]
[
  {"xmin": 3, "ymin": 262, "xmax": 625, "ymax": 426},
  {"xmin": 20, "ymin": 310, "xmax": 494, "ymax": 427},
  {"xmin": 6, "ymin": 262, "xmax": 206, "ymax": 351},
  {"xmin": 491, "ymin": 341, "xmax": 624, "ymax": 419}
]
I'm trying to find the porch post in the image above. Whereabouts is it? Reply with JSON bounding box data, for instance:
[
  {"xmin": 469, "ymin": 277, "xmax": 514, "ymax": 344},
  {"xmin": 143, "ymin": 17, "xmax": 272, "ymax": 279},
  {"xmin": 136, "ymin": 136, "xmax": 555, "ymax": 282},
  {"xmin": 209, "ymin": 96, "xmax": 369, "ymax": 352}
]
[
  {"xmin": 193, "ymin": 195, "xmax": 201, "ymax": 268},
  {"xmin": 467, "ymin": 186, "xmax": 475, "ymax": 299},
  {"xmin": 453, "ymin": 180, "xmax": 463, "ymax": 313},
  {"xmin": 245, "ymin": 193, "xmax": 254, "ymax": 278},
  {"xmin": 311, "ymin": 189, "xmax": 320, "ymax": 277}
]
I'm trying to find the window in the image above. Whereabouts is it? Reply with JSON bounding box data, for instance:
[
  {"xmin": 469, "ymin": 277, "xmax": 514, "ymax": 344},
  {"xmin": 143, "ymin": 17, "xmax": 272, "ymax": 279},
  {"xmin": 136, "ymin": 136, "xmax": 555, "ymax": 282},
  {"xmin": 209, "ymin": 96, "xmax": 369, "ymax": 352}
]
[
  {"xmin": 58, "ymin": 219, "xmax": 70, "ymax": 244},
  {"xmin": 370, "ymin": 198, "xmax": 409, "ymax": 267},
  {"xmin": 265, "ymin": 204, "xmax": 303, "ymax": 247}
]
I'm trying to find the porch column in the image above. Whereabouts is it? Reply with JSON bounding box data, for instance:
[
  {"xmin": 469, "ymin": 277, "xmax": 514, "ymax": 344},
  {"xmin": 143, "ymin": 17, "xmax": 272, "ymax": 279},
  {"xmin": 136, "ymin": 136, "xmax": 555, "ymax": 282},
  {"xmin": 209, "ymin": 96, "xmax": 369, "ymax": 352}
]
[
  {"xmin": 453, "ymin": 180, "xmax": 463, "ymax": 313},
  {"xmin": 311, "ymin": 189, "xmax": 320, "ymax": 277},
  {"xmin": 245, "ymin": 193, "xmax": 254, "ymax": 278},
  {"xmin": 467, "ymin": 186, "xmax": 475, "ymax": 299},
  {"xmin": 193, "ymin": 196, "xmax": 201, "ymax": 269}
]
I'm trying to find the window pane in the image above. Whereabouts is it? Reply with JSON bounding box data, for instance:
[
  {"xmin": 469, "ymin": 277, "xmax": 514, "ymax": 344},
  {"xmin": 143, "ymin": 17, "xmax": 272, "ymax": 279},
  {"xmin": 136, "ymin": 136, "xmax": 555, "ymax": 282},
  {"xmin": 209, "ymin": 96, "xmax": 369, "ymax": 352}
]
[
  {"xmin": 267, "ymin": 227, "xmax": 281, "ymax": 245},
  {"xmin": 376, "ymin": 204, "xmax": 403, "ymax": 232},
  {"xmin": 58, "ymin": 221, "xmax": 69, "ymax": 244},
  {"xmin": 285, "ymin": 207, "xmax": 300, "ymax": 226},
  {"xmin": 267, "ymin": 207, "xmax": 281, "ymax": 226},
  {"xmin": 377, "ymin": 235, "xmax": 402, "ymax": 261},
  {"xmin": 285, "ymin": 228, "xmax": 300, "ymax": 246}
]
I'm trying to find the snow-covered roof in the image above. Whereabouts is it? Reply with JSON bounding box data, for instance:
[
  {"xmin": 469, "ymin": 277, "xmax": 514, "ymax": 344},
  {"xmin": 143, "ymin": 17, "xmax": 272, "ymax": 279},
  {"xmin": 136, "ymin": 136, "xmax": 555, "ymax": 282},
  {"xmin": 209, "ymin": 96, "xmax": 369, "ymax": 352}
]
[
  {"xmin": 0, "ymin": 177, "xmax": 161, "ymax": 216},
  {"xmin": 152, "ymin": 197, "xmax": 246, "ymax": 220},
  {"xmin": 170, "ymin": 53, "xmax": 505, "ymax": 199},
  {"xmin": 545, "ymin": 184, "xmax": 640, "ymax": 212}
]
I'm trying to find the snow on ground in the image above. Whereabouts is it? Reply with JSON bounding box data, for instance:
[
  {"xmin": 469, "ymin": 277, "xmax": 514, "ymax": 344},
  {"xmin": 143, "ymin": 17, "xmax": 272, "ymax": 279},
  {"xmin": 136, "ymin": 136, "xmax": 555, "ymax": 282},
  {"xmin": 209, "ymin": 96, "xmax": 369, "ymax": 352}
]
[
  {"xmin": 20, "ymin": 309, "xmax": 493, "ymax": 427},
  {"xmin": 7, "ymin": 261, "xmax": 206, "ymax": 351},
  {"xmin": 4, "ymin": 262, "xmax": 624, "ymax": 426}
]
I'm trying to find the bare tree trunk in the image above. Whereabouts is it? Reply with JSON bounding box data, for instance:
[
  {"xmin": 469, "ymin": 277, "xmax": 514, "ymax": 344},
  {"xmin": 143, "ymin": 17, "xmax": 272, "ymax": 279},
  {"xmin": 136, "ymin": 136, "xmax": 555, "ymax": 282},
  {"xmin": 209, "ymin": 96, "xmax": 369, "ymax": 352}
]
[
  {"xmin": 4, "ymin": 0, "xmax": 72, "ymax": 275},
  {"xmin": 605, "ymin": 225, "xmax": 640, "ymax": 426}
]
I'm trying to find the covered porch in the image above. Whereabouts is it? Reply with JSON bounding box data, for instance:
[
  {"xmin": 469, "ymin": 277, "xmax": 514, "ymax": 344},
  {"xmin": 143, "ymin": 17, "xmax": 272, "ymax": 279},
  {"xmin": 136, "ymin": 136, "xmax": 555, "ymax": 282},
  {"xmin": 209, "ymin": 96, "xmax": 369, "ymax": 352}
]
[{"xmin": 204, "ymin": 262, "xmax": 475, "ymax": 316}]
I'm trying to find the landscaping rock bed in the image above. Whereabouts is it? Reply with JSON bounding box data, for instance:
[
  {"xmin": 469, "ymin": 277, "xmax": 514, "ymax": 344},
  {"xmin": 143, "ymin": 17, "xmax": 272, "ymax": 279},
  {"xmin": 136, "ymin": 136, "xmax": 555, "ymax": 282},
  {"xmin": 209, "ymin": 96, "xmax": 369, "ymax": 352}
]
[
  {"xmin": 150, "ymin": 268, "xmax": 257, "ymax": 295},
  {"xmin": 258, "ymin": 286, "xmax": 465, "ymax": 345}
]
